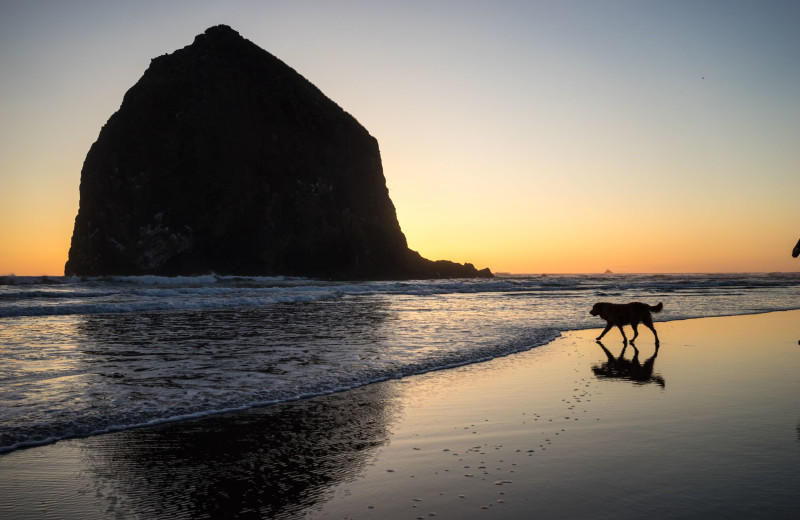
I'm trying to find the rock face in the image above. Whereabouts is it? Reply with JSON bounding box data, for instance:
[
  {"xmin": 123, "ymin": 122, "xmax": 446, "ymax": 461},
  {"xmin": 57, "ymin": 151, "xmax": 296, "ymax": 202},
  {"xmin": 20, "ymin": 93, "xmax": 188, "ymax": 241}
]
[{"xmin": 65, "ymin": 25, "xmax": 491, "ymax": 279}]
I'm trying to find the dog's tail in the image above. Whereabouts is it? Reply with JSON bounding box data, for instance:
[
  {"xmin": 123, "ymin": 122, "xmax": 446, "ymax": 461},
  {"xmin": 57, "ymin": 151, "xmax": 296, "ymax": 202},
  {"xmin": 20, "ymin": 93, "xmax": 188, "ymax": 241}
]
[{"xmin": 649, "ymin": 302, "xmax": 664, "ymax": 313}]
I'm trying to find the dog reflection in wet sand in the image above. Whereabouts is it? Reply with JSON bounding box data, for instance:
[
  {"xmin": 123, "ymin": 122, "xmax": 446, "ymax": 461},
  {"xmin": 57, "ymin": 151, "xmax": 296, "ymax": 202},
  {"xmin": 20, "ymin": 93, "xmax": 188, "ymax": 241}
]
[
  {"xmin": 590, "ymin": 301, "xmax": 663, "ymax": 346},
  {"xmin": 592, "ymin": 341, "xmax": 665, "ymax": 388}
]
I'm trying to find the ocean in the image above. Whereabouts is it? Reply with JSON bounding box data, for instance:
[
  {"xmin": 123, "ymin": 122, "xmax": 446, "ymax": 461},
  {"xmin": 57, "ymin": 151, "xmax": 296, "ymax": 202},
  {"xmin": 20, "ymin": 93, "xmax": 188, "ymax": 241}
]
[{"xmin": 2, "ymin": 272, "xmax": 799, "ymax": 454}]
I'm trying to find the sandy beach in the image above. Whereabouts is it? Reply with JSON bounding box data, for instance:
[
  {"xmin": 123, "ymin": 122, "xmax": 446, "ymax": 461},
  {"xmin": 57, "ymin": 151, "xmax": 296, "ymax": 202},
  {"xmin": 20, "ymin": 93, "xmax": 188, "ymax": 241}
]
[{"xmin": 2, "ymin": 310, "xmax": 799, "ymax": 519}]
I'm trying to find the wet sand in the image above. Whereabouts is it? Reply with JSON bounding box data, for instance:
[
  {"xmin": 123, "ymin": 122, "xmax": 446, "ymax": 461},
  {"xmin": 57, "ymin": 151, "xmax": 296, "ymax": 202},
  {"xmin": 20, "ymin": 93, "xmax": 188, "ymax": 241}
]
[{"xmin": 2, "ymin": 311, "xmax": 799, "ymax": 519}]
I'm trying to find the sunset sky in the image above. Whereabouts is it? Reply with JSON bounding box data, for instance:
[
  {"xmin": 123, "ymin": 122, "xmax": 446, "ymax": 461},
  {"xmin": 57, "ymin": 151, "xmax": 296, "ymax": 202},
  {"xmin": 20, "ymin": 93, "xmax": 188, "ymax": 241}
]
[{"xmin": 2, "ymin": 1, "xmax": 799, "ymax": 275}]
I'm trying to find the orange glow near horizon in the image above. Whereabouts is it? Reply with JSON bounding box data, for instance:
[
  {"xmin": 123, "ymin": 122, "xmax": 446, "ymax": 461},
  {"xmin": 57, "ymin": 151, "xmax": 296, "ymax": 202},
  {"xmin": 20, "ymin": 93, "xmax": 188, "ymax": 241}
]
[
  {"xmin": 1, "ymin": 197, "xmax": 799, "ymax": 276},
  {"xmin": 2, "ymin": 149, "xmax": 800, "ymax": 276}
]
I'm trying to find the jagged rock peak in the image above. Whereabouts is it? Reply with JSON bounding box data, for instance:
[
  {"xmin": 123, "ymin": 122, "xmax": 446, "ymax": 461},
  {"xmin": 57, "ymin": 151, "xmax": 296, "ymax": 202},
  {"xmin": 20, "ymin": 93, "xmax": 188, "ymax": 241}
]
[{"xmin": 65, "ymin": 26, "xmax": 492, "ymax": 280}]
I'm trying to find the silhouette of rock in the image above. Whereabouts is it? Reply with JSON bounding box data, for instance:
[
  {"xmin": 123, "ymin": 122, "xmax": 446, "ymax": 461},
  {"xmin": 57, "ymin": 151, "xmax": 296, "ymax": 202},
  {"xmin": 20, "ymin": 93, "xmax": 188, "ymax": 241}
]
[{"xmin": 65, "ymin": 25, "xmax": 491, "ymax": 280}]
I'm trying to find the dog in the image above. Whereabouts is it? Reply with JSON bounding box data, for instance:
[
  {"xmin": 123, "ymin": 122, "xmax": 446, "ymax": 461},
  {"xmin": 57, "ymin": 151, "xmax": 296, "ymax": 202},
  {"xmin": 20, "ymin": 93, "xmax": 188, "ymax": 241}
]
[{"xmin": 590, "ymin": 301, "xmax": 663, "ymax": 345}]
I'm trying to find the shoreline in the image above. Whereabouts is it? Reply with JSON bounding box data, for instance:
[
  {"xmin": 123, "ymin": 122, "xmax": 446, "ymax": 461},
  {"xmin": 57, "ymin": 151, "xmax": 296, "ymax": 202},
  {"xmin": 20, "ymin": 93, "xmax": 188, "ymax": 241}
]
[
  {"xmin": 2, "ymin": 310, "xmax": 800, "ymax": 519},
  {"xmin": 4, "ymin": 307, "xmax": 798, "ymax": 456}
]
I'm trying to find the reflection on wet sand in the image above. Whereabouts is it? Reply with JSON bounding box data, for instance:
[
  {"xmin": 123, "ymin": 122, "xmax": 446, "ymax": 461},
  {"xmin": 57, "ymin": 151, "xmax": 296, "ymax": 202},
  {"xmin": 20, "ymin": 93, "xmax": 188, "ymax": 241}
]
[
  {"xmin": 591, "ymin": 341, "xmax": 665, "ymax": 387},
  {"xmin": 79, "ymin": 383, "xmax": 396, "ymax": 519}
]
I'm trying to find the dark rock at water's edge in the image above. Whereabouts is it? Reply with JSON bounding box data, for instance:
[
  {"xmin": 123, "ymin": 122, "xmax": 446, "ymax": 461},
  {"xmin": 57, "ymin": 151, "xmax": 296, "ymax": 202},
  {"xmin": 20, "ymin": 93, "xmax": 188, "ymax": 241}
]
[{"xmin": 65, "ymin": 25, "xmax": 491, "ymax": 280}]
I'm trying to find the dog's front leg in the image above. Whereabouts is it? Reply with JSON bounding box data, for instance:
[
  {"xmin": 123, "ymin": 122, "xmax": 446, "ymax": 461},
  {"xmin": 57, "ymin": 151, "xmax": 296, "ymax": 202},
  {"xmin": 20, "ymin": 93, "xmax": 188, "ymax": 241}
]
[
  {"xmin": 597, "ymin": 323, "xmax": 613, "ymax": 340},
  {"xmin": 617, "ymin": 325, "xmax": 628, "ymax": 344}
]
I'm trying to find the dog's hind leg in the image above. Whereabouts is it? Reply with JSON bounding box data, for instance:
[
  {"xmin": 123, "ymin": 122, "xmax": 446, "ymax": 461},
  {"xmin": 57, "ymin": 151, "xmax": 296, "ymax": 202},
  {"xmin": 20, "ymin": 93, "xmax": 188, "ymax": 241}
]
[
  {"xmin": 645, "ymin": 323, "xmax": 660, "ymax": 346},
  {"xmin": 630, "ymin": 323, "xmax": 639, "ymax": 343},
  {"xmin": 642, "ymin": 317, "xmax": 660, "ymax": 346}
]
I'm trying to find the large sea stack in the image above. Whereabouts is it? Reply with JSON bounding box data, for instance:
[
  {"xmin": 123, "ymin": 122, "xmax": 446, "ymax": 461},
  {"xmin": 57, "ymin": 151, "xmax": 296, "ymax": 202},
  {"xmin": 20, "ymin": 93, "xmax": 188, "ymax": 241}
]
[{"xmin": 65, "ymin": 25, "xmax": 491, "ymax": 279}]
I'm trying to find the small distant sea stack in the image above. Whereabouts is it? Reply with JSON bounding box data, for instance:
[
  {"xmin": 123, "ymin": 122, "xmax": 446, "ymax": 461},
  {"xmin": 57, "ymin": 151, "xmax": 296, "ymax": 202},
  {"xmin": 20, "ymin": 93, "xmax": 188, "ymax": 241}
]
[{"xmin": 65, "ymin": 25, "xmax": 491, "ymax": 279}]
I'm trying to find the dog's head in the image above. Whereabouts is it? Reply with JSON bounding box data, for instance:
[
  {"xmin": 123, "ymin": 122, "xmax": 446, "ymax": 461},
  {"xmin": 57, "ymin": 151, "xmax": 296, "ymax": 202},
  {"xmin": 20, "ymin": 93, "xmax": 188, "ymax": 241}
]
[{"xmin": 590, "ymin": 302, "xmax": 605, "ymax": 317}]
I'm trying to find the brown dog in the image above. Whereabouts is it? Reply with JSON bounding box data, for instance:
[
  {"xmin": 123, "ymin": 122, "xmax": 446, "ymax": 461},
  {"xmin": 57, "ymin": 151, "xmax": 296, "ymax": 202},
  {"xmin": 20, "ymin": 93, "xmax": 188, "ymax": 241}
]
[{"xmin": 590, "ymin": 302, "xmax": 663, "ymax": 345}]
